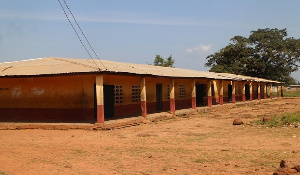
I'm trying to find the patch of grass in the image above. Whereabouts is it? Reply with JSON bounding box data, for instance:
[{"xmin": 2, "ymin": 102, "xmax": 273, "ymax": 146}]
[
  {"xmin": 0, "ymin": 171, "xmax": 8, "ymax": 175},
  {"xmin": 252, "ymin": 112, "xmax": 300, "ymax": 127},
  {"xmin": 70, "ymin": 149, "xmax": 86, "ymax": 157},
  {"xmin": 266, "ymin": 117, "xmax": 280, "ymax": 127},
  {"xmin": 193, "ymin": 158, "xmax": 207, "ymax": 163},
  {"xmin": 281, "ymin": 112, "xmax": 300, "ymax": 125},
  {"xmin": 283, "ymin": 91, "xmax": 300, "ymax": 97}
]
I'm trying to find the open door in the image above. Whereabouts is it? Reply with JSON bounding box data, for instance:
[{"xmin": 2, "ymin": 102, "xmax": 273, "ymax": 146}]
[
  {"xmin": 104, "ymin": 85, "xmax": 115, "ymax": 118},
  {"xmin": 228, "ymin": 84, "xmax": 232, "ymax": 102},
  {"xmin": 156, "ymin": 84, "xmax": 163, "ymax": 111},
  {"xmin": 94, "ymin": 83, "xmax": 97, "ymax": 119},
  {"xmin": 245, "ymin": 84, "xmax": 250, "ymax": 100},
  {"xmin": 196, "ymin": 84, "xmax": 205, "ymax": 106}
]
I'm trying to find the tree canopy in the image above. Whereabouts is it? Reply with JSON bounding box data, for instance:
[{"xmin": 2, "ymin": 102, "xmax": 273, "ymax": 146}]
[
  {"xmin": 205, "ymin": 28, "xmax": 300, "ymax": 85},
  {"xmin": 153, "ymin": 55, "xmax": 175, "ymax": 67}
]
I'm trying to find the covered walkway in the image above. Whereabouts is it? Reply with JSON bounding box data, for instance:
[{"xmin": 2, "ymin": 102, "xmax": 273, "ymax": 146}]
[{"xmin": 0, "ymin": 98, "xmax": 282, "ymax": 130}]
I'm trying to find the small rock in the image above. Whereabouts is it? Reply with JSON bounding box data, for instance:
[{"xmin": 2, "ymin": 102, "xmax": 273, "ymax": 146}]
[
  {"xmin": 233, "ymin": 119, "xmax": 243, "ymax": 125},
  {"xmin": 280, "ymin": 160, "xmax": 287, "ymax": 168},
  {"xmin": 275, "ymin": 159, "xmax": 300, "ymax": 174},
  {"xmin": 64, "ymin": 163, "xmax": 72, "ymax": 168},
  {"xmin": 263, "ymin": 116, "xmax": 272, "ymax": 122},
  {"xmin": 148, "ymin": 155, "xmax": 153, "ymax": 158}
]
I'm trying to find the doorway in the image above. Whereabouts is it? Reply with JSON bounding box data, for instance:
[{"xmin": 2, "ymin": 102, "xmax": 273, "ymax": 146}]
[
  {"xmin": 228, "ymin": 84, "xmax": 232, "ymax": 101},
  {"xmin": 104, "ymin": 85, "xmax": 115, "ymax": 118},
  {"xmin": 245, "ymin": 84, "xmax": 250, "ymax": 100},
  {"xmin": 156, "ymin": 84, "xmax": 163, "ymax": 111},
  {"xmin": 196, "ymin": 84, "xmax": 206, "ymax": 106}
]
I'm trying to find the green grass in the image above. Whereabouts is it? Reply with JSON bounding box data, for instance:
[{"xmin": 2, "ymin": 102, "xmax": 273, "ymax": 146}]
[
  {"xmin": 0, "ymin": 171, "xmax": 8, "ymax": 175},
  {"xmin": 283, "ymin": 91, "xmax": 300, "ymax": 97},
  {"xmin": 252, "ymin": 112, "xmax": 300, "ymax": 127},
  {"xmin": 281, "ymin": 112, "xmax": 300, "ymax": 124}
]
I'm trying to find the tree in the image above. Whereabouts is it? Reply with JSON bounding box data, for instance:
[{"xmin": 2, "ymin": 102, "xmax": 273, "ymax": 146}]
[
  {"xmin": 205, "ymin": 28, "xmax": 300, "ymax": 85},
  {"xmin": 153, "ymin": 55, "xmax": 175, "ymax": 67}
]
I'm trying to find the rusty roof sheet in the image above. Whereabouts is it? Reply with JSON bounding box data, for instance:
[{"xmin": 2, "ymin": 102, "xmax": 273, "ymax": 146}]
[
  {"xmin": 215, "ymin": 73, "xmax": 281, "ymax": 83},
  {"xmin": 0, "ymin": 57, "xmax": 281, "ymax": 83}
]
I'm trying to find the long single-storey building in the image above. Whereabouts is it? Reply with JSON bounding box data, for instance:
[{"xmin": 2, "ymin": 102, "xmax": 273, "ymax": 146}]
[{"xmin": 0, "ymin": 57, "xmax": 282, "ymax": 123}]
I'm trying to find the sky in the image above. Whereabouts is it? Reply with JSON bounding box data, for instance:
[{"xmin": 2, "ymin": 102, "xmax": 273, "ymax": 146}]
[{"xmin": 0, "ymin": 0, "xmax": 299, "ymax": 81}]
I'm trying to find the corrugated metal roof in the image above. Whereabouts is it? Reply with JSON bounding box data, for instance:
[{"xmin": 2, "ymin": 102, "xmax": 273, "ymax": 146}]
[
  {"xmin": 0, "ymin": 57, "xmax": 281, "ymax": 83},
  {"xmin": 215, "ymin": 73, "xmax": 281, "ymax": 83}
]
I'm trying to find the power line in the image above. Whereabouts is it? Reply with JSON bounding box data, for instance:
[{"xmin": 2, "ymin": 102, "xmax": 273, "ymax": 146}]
[
  {"xmin": 57, "ymin": 0, "xmax": 107, "ymax": 71},
  {"xmin": 62, "ymin": 0, "xmax": 106, "ymax": 70}
]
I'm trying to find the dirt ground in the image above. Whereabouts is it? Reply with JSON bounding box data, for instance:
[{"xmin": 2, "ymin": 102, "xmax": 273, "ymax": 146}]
[{"xmin": 0, "ymin": 98, "xmax": 300, "ymax": 175}]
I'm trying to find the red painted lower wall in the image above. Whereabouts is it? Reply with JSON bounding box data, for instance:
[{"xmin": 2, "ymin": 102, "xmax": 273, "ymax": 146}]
[
  {"xmin": 252, "ymin": 94, "xmax": 257, "ymax": 100},
  {"xmin": 114, "ymin": 104, "xmax": 141, "ymax": 117},
  {"xmin": 97, "ymin": 105, "xmax": 104, "ymax": 123},
  {"xmin": 203, "ymin": 97, "xmax": 219, "ymax": 106},
  {"xmin": 192, "ymin": 97, "xmax": 196, "ymax": 109},
  {"xmin": 147, "ymin": 102, "xmax": 157, "ymax": 113},
  {"xmin": 163, "ymin": 101, "xmax": 170, "ymax": 110},
  {"xmin": 235, "ymin": 95, "xmax": 243, "ymax": 102},
  {"xmin": 0, "ymin": 108, "xmax": 94, "ymax": 122},
  {"xmin": 141, "ymin": 101, "xmax": 147, "ymax": 117},
  {"xmin": 175, "ymin": 99, "xmax": 192, "ymax": 109},
  {"xmin": 219, "ymin": 95, "xmax": 223, "ymax": 105},
  {"xmin": 223, "ymin": 97, "xmax": 229, "ymax": 103}
]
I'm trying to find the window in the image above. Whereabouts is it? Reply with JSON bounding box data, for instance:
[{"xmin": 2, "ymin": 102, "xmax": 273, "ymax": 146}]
[
  {"xmin": 114, "ymin": 85, "xmax": 123, "ymax": 104},
  {"xmin": 132, "ymin": 85, "xmax": 141, "ymax": 102},
  {"xmin": 179, "ymin": 84, "xmax": 185, "ymax": 98}
]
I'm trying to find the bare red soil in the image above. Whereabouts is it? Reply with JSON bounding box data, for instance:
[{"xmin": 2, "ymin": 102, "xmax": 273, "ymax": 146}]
[{"xmin": 0, "ymin": 98, "xmax": 300, "ymax": 175}]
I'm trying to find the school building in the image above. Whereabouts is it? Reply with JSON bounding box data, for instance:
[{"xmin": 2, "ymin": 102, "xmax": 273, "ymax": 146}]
[{"xmin": 0, "ymin": 57, "xmax": 283, "ymax": 123}]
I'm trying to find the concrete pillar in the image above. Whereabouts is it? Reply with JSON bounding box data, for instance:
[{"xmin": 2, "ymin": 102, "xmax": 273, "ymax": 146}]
[
  {"xmin": 258, "ymin": 83, "xmax": 261, "ymax": 100},
  {"xmin": 270, "ymin": 83, "xmax": 273, "ymax": 99},
  {"xmin": 242, "ymin": 81, "xmax": 246, "ymax": 102},
  {"xmin": 213, "ymin": 80, "xmax": 219, "ymax": 103},
  {"xmin": 277, "ymin": 84, "xmax": 280, "ymax": 98},
  {"xmin": 249, "ymin": 82, "xmax": 253, "ymax": 101},
  {"xmin": 140, "ymin": 77, "xmax": 147, "ymax": 118},
  {"xmin": 219, "ymin": 80, "xmax": 224, "ymax": 105},
  {"xmin": 170, "ymin": 79, "xmax": 176, "ymax": 114},
  {"xmin": 191, "ymin": 79, "xmax": 196, "ymax": 109},
  {"xmin": 281, "ymin": 84, "xmax": 284, "ymax": 98},
  {"xmin": 232, "ymin": 81, "xmax": 236, "ymax": 103},
  {"xmin": 207, "ymin": 79, "xmax": 212, "ymax": 107},
  {"xmin": 264, "ymin": 83, "xmax": 267, "ymax": 99},
  {"xmin": 96, "ymin": 75, "xmax": 104, "ymax": 123}
]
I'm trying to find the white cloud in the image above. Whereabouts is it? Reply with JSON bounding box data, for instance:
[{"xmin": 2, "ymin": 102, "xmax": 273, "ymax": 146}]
[{"xmin": 186, "ymin": 44, "xmax": 212, "ymax": 54}]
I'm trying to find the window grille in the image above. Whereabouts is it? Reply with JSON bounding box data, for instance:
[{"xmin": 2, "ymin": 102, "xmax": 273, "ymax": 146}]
[
  {"xmin": 179, "ymin": 84, "xmax": 185, "ymax": 98},
  {"xmin": 132, "ymin": 85, "xmax": 141, "ymax": 102},
  {"xmin": 114, "ymin": 85, "xmax": 123, "ymax": 104}
]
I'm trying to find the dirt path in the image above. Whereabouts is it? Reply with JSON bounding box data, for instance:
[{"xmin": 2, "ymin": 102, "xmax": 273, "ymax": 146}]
[{"xmin": 0, "ymin": 98, "xmax": 300, "ymax": 175}]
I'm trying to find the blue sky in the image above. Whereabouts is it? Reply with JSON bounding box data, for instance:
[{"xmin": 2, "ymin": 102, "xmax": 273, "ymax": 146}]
[{"xmin": 0, "ymin": 0, "xmax": 299, "ymax": 81}]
